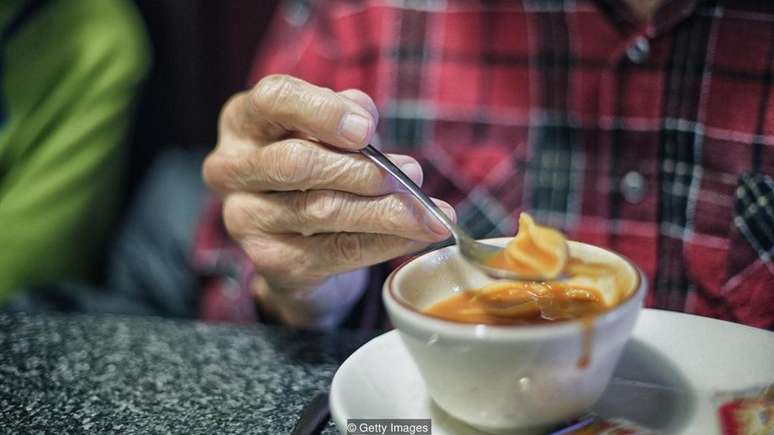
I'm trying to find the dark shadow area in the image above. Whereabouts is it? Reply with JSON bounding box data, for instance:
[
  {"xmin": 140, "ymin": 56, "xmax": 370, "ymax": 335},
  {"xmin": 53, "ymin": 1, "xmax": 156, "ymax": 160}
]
[
  {"xmin": 262, "ymin": 326, "xmax": 377, "ymax": 365},
  {"xmin": 127, "ymin": 0, "xmax": 279, "ymax": 185}
]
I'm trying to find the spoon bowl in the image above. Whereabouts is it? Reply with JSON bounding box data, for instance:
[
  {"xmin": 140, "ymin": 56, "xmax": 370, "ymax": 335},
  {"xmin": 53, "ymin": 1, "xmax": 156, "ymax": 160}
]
[{"xmin": 360, "ymin": 144, "xmax": 527, "ymax": 281}]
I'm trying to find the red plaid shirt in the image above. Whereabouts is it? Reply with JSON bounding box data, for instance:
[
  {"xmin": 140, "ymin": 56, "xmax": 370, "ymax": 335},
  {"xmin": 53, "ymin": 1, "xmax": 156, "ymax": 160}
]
[{"xmin": 195, "ymin": 0, "xmax": 774, "ymax": 329}]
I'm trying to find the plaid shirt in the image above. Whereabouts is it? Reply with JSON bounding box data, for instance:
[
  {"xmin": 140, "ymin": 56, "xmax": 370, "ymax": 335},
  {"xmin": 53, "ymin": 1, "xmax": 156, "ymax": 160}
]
[{"xmin": 195, "ymin": 0, "xmax": 774, "ymax": 329}]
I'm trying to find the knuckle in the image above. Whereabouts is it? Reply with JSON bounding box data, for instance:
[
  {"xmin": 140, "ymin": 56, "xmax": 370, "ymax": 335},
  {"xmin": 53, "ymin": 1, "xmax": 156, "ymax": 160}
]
[
  {"xmin": 358, "ymin": 195, "xmax": 412, "ymax": 236},
  {"xmin": 222, "ymin": 195, "xmax": 252, "ymax": 237},
  {"xmin": 252, "ymin": 74, "xmax": 298, "ymax": 112},
  {"xmin": 218, "ymin": 93, "xmax": 244, "ymax": 127},
  {"xmin": 303, "ymin": 191, "xmax": 343, "ymax": 224},
  {"xmin": 330, "ymin": 233, "xmax": 364, "ymax": 264},
  {"xmin": 201, "ymin": 153, "xmax": 222, "ymax": 191},
  {"xmin": 243, "ymin": 239, "xmax": 289, "ymax": 276},
  {"xmin": 258, "ymin": 241, "xmax": 322, "ymax": 287},
  {"xmin": 222, "ymin": 194, "xmax": 275, "ymax": 238},
  {"xmin": 313, "ymin": 153, "xmax": 364, "ymax": 189},
  {"xmin": 352, "ymin": 159, "xmax": 389, "ymax": 192},
  {"xmin": 266, "ymin": 141, "xmax": 317, "ymax": 187},
  {"xmin": 312, "ymin": 154, "xmax": 385, "ymax": 195},
  {"xmin": 202, "ymin": 153, "xmax": 246, "ymax": 192},
  {"xmin": 303, "ymin": 87, "xmax": 341, "ymax": 122},
  {"xmin": 381, "ymin": 195, "xmax": 414, "ymax": 232}
]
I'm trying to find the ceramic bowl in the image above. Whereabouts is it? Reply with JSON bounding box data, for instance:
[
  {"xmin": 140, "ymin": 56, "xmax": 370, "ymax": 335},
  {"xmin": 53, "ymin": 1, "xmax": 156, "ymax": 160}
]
[{"xmin": 383, "ymin": 239, "xmax": 647, "ymax": 433}]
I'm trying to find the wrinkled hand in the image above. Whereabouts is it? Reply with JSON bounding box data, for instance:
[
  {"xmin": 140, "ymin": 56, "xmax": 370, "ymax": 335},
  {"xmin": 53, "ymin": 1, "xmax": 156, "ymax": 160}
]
[{"xmin": 203, "ymin": 75, "xmax": 455, "ymax": 326}]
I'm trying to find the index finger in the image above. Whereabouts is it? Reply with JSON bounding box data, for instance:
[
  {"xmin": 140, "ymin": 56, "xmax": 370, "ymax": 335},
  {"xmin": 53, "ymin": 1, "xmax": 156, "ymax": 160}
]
[{"xmin": 221, "ymin": 75, "xmax": 376, "ymax": 151}]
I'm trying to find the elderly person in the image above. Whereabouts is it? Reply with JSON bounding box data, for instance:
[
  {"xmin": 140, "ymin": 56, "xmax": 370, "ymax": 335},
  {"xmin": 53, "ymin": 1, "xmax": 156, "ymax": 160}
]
[
  {"xmin": 199, "ymin": 0, "xmax": 774, "ymax": 330},
  {"xmin": 110, "ymin": 0, "xmax": 772, "ymax": 330}
]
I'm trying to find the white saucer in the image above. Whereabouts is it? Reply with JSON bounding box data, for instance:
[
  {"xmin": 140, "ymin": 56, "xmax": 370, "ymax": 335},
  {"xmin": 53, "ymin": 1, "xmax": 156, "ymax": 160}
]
[{"xmin": 330, "ymin": 309, "xmax": 774, "ymax": 434}]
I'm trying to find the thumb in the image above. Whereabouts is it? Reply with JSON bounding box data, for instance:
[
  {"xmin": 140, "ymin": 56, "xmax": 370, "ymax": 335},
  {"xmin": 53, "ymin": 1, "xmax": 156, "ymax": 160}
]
[{"xmin": 338, "ymin": 89, "xmax": 379, "ymax": 143}]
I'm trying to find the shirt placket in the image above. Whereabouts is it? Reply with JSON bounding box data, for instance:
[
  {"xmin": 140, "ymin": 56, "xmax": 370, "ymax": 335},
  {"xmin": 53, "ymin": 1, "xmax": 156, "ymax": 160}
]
[
  {"xmin": 595, "ymin": 0, "xmax": 701, "ymax": 290},
  {"xmin": 601, "ymin": 28, "xmax": 656, "ymax": 208}
]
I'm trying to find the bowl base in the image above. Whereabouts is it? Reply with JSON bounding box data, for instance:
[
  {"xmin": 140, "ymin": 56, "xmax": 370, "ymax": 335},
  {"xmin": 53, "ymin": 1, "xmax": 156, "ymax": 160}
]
[{"xmin": 430, "ymin": 397, "xmax": 573, "ymax": 435}]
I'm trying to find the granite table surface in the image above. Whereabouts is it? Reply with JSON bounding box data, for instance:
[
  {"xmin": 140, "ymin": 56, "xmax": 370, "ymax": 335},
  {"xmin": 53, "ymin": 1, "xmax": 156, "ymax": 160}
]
[{"xmin": 0, "ymin": 312, "xmax": 376, "ymax": 434}]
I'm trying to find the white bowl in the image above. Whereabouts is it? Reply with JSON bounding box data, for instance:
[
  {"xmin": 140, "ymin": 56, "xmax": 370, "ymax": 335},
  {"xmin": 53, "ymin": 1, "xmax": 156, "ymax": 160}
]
[{"xmin": 383, "ymin": 238, "xmax": 647, "ymax": 434}]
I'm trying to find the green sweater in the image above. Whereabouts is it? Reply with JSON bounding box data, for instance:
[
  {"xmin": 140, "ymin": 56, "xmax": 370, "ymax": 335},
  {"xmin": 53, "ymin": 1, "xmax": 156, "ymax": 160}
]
[{"xmin": 0, "ymin": 0, "xmax": 150, "ymax": 302}]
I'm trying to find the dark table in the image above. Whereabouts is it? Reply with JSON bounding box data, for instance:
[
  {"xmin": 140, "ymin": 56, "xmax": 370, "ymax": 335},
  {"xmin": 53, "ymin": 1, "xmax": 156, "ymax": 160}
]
[{"xmin": 0, "ymin": 312, "xmax": 375, "ymax": 434}]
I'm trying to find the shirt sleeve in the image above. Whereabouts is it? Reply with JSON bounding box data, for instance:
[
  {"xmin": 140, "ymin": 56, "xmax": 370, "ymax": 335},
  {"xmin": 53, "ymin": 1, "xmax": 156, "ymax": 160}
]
[{"xmin": 0, "ymin": 0, "xmax": 150, "ymax": 301}]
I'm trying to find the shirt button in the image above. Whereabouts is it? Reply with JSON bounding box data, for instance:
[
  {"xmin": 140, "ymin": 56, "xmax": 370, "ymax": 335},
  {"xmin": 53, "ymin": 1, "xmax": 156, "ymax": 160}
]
[
  {"xmin": 626, "ymin": 37, "xmax": 650, "ymax": 64},
  {"xmin": 620, "ymin": 171, "xmax": 647, "ymax": 204}
]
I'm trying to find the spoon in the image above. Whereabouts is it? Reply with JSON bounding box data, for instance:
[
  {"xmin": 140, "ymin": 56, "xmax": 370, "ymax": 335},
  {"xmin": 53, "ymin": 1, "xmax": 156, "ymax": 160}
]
[{"xmin": 360, "ymin": 144, "xmax": 522, "ymax": 280}]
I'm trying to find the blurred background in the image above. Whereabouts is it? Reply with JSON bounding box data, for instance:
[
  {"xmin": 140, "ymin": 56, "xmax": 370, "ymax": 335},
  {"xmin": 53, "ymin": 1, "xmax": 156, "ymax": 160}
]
[
  {"xmin": 0, "ymin": 0, "xmax": 282, "ymax": 315},
  {"xmin": 126, "ymin": 0, "xmax": 278, "ymax": 207},
  {"xmin": 4, "ymin": 0, "xmax": 771, "ymax": 329}
]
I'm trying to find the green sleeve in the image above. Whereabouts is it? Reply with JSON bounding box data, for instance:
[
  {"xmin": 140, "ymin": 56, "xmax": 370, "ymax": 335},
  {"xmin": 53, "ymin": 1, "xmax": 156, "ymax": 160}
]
[{"xmin": 0, "ymin": 0, "xmax": 150, "ymax": 302}]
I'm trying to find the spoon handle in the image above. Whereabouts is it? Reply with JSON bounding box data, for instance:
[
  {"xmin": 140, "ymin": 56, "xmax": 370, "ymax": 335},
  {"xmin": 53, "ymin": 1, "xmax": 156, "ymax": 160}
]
[
  {"xmin": 360, "ymin": 145, "xmax": 457, "ymax": 237},
  {"xmin": 290, "ymin": 392, "xmax": 329, "ymax": 435}
]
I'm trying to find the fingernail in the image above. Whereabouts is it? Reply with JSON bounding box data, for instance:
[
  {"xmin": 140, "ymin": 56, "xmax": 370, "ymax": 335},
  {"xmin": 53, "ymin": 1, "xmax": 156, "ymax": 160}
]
[
  {"xmin": 339, "ymin": 113, "xmax": 371, "ymax": 146},
  {"xmin": 399, "ymin": 162, "xmax": 423, "ymax": 187},
  {"xmin": 425, "ymin": 203, "xmax": 455, "ymax": 237}
]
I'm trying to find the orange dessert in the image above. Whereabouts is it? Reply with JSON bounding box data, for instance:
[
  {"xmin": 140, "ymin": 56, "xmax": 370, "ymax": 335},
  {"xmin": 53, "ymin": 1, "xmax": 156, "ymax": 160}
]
[{"xmin": 487, "ymin": 213, "xmax": 568, "ymax": 280}]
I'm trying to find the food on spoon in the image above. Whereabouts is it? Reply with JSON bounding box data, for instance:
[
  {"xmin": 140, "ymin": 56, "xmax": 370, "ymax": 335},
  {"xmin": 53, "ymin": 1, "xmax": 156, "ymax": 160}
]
[{"xmin": 487, "ymin": 213, "xmax": 569, "ymax": 280}]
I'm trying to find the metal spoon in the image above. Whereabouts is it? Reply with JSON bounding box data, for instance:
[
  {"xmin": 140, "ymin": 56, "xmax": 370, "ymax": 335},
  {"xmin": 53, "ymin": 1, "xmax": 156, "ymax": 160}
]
[{"xmin": 360, "ymin": 144, "xmax": 522, "ymax": 280}]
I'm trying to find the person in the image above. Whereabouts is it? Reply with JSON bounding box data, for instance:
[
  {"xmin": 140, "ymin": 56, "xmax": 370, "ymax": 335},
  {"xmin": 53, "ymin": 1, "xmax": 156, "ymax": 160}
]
[
  {"xmin": 0, "ymin": 0, "xmax": 149, "ymax": 304},
  {"xmin": 199, "ymin": 0, "xmax": 774, "ymax": 330},
  {"xmin": 110, "ymin": 0, "xmax": 772, "ymax": 330}
]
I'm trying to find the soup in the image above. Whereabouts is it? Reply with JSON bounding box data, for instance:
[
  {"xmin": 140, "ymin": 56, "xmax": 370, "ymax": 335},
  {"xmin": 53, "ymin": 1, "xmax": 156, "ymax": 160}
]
[
  {"xmin": 424, "ymin": 278, "xmax": 609, "ymax": 326},
  {"xmin": 424, "ymin": 213, "xmax": 626, "ymax": 326},
  {"xmin": 486, "ymin": 213, "xmax": 568, "ymax": 280}
]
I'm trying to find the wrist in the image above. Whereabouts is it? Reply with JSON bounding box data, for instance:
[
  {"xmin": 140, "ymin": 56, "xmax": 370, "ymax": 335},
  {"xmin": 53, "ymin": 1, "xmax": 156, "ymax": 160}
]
[{"xmin": 253, "ymin": 268, "xmax": 369, "ymax": 330}]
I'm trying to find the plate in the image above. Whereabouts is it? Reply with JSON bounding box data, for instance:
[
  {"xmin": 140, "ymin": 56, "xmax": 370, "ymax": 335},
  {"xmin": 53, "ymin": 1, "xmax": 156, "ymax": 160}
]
[{"xmin": 330, "ymin": 309, "xmax": 774, "ymax": 434}]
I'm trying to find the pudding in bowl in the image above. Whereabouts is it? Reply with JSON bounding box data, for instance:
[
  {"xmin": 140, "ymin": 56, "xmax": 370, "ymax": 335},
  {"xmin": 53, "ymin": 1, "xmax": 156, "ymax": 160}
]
[{"xmin": 382, "ymin": 217, "xmax": 646, "ymax": 433}]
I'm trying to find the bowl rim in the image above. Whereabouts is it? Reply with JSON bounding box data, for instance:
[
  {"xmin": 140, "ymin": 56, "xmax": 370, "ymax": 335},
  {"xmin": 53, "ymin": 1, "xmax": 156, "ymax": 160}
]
[{"xmin": 384, "ymin": 239, "xmax": 647, "ymax": 341}]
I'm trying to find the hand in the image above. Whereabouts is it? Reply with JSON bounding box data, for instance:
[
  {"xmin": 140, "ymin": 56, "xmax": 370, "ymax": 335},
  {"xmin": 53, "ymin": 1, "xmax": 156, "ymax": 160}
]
[{"xmin": 203, "ymin": 75, "xmax": 455, "ymax": 326}]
